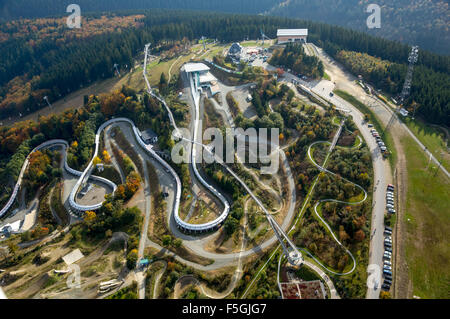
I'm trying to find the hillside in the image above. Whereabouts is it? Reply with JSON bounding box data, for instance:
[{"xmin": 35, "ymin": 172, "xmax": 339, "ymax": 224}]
[
  {"xmin": 0, "ymin": 0, "xmax": 448, "ymax": 55},
  {"xmin": 266, "ymin": 0, "xmax": 449, "ymax": 55},
  {"xmin": 0, "ymin": 10, "xmax": 448, "ymax": 125}
]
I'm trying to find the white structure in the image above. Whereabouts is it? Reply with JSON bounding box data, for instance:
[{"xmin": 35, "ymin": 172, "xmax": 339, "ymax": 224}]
[
  {"xmin": 183, "ymin": 63, "xmax": 220, "ymax": 96},
  {"xmin": 0, "ymin": 287, "xmax": 6, "ymax": 299},
  {"xmin": 62, "ymin": 249, "xmax": 84, "ymax": 265},
  {"xmin": 399, "ymin": 108, "xmax": 409, "ymax": 117},
  {"xmin": 0, "ymin": 220, "xmax": 21, "ymax": 235},
  {"xmin": 277, "ymin": 29, "xmax": 308, "ymax": 44}
]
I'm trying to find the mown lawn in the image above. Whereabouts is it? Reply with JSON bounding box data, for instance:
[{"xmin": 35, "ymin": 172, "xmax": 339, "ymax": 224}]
[{"xmin": 402, "ymin": 134, "xmax": 450, "ymax": 298}]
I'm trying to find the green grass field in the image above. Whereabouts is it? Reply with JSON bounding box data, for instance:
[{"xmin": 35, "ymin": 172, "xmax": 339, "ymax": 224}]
[
  {"xmin": 240, "ymin": 40, "xmax": 272, "ymax": 48},
  {"xmin": 401, "ymin": 134, "xmax": 450, "ymax": 298},
  {"xmin": 201, "ymin": 44, "xmax": 228, "ymax": 60},
  {"xmin": 402, "ymin": 117, "xmax": 449, "ymax": 171},
  {"xmin": 146, "ymin": 54, "xmax": 193, "ymax": 86}
]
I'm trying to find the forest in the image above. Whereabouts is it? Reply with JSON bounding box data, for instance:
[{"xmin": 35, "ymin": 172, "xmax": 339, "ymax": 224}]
[
  {"xmin": 269, "ymin": 43, "xmax": 324, "ymax": 79},
  {"xmin": 0, "ymin": 9, "xmax": 448, "ymax": 124},
  {"xmin": 1, "ymin": 0, "xmax": 448, "ymax": 55}
]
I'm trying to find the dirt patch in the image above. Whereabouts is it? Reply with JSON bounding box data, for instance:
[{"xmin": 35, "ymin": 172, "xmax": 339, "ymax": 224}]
[{"xmin": 391, "ymin": 124, "xmax": 411, "ymax": 299}]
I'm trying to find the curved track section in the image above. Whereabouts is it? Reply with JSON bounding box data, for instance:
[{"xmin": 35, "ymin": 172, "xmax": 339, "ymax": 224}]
[
  {"xmin": 143, "ymin": 44, "xmax": 230, "ymax": 233},
  {"xmin": 0, "ymin": 139, "xmax": 117, "ymax": 217},
  {"xmin": 301, "ymin": 139, "xmax": 369, "ymax": 276}
]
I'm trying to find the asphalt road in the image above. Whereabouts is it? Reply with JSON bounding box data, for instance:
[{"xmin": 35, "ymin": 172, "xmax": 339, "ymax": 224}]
[
  {"xmin": 303, "ymin": 44, "xmax": 390, "ymax": 298},
  {"xmin": 258, "ymin": 48, "xmax": 389, "ymax": 298}
]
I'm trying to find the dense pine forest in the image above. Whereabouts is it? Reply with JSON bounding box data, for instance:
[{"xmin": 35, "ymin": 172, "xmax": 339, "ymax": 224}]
[
  {"xmin": 0, "ymin": 0, "xmax": 274, "ymax": 20},
  {"xmin": 267, "ymin": 0, "xmax": 450, "ymax": 56},
  {"xmin": 1, "ymin": 0, "xmax": 448, "ymax": 55},
  {"xmin": 0, "ymin": 9, "xmax": 448, "ymax": 125}
]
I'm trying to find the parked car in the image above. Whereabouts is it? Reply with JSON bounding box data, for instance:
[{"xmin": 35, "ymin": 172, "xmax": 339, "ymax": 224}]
[
  {"xmin": 385, "ymin": 226, "xmax": 392, "ymax": 232},
  {"xmin": 368, "ymin": 124, "xmax": 374, "ymax": 128},
  {"xmin": 384, "ymin": 279, "xmax": 392, "ymax": 285},
  {"xmin": 384, "ymin": 242, "xmax": 392, "ymax": 248},
  {"xmin": 383, "ymin": 269, "xmax": 392, "ymax": 276},
  {"xmin": 388, "ymin": 209, "xmax": 396, "ymax": 214},
  {"xmin": 384, "ymin": 260, "xmax": 392, "ymax": 266},
  {"xmin": 385, "ymin": 247, "xmax": 392, "ymax": 253},
  {"xmin": 384, "ymin": 275, "xmax": 393, "ymax": 281}
]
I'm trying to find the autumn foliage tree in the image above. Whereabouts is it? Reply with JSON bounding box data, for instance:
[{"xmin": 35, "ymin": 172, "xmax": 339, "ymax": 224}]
[
  {"xmin": 102, "ymin": 150, "xmax": 111, "ymax": 164},
  {"xmin": 84, "ymin": 211, "xmax": 97, "ymax": 222},
  {"xmin": 100, "ymin": 90, "xmax": 125, "ymax": 117}
]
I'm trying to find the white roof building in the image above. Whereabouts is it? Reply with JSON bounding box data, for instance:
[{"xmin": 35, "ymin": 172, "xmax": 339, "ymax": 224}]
[
  {"xmin": 184, "ymin": 62, "xmax": 220, "ymax": 96},
  {"xmin": 62, "ymin": 249, "xmax": 84, "ymax": 265},
  {"xmin": 184, "ymin": 63, "xmax": 210, "ymax": 73},
  {"xmin": 1, "ymin": 220, "xmax": 22, "ymax": 234},
  {"xmin": 199, "ymin": 72, "xmax": 217, "ymax": 84},
  {"xmin": 277, "ymin": 29, "xmax": 308, "ymax": 37},
  {"xmin": 277, "ymin": 29, "xmax": 308, "ymax": 44}
]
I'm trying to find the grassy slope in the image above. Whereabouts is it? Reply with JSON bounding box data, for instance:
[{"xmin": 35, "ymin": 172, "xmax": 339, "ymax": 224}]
[
  {"xmin": 401, "ymin": 135, "xmax": 450, "ymax": 298},
  {"xmin": 402, "ymin": 117, "xmax": 449, "ymax": 172},
  {"xmin": 335, "ymin": 89, "xmax": 450, "ymax": 297}
]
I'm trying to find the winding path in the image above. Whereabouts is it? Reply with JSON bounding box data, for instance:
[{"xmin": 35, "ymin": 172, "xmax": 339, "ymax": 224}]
[{"xmin": 304, "ymin": 141, "xmax": 363, "ymax": 275}]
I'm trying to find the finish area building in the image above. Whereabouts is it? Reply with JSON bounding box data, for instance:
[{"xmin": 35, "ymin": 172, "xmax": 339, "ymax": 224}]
[
  {"xmin": 277, "ymin": 29, "xmax": 308, "ymax": 44},
  {"xmin": 183, "ymin": 63, "xmax": 220, "ymax": 96}
]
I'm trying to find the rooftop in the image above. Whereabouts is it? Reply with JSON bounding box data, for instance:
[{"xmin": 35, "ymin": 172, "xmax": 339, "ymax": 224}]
[
  {"xmin": 277, "ymin": 29, "xmax": 308, "ymax": 37},
  {"xmin": 199, "ymin": 72, "xmax": 217, "ymax": 84},
  {"xmin": 62, "ymin": 249, "xmax": 84, "ymax": 265},
  {"xmin": 184, "ymin": 62, "xmax": 210, "ymax": 73},
  {"xmin": 141, "ymin": 128, "xmax": 158, "ymax": 140}
]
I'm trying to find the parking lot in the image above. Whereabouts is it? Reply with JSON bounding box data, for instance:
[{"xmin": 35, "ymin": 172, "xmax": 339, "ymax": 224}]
[{"xmin": 382, "ymin": 183, "xmax": 396, "ymax": 292}]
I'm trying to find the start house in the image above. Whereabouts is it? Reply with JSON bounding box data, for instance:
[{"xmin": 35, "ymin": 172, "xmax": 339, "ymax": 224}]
[
  {"xmin": 277, "ymin": 29, "xmax": 308, "ymax": 44},
  {"xmin": 183, "ymin": 62, "xmax": 220, "ymax": 96}
]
